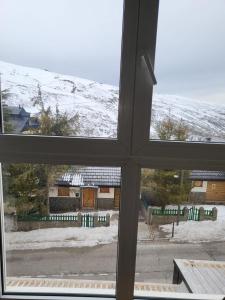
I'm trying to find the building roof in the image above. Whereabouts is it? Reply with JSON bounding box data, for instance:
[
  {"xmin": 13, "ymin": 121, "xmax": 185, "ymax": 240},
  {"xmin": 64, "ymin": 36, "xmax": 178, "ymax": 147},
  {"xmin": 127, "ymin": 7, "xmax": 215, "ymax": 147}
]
[
  {"xmin": 190, "ymin": 170, "xmax": 225, "ymax": 181},
  {"xmin": 6, "ymin": 105, "xmax": 30, "ymax": 117},
  {"xmin": 3, "ymin": 105, "xmax": 30, "ymax": 133},
  {"xmin": 57, "ymin": 167, "xmax": 121, "ymax": 187}
]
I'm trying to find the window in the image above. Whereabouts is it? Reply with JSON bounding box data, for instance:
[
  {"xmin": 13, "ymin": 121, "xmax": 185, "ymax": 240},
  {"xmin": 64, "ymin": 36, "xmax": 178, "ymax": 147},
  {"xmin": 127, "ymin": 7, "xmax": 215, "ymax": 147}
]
[
  {"xmin": 0, "ymin": 0, "xmax": 123, "ymax": 139},
  {"xmin": 58, "ymin": 187, "xmax": 70, "ymax": 197},
  {"xmin": 100, "ymin": 187, "xmax": 110, "ymax": 193},
  {"xmin": 0, "ymin": 1, "xmax": 225, "ymax": 300},
  {"xmin": 211, "ymin": 184, "xmax": 216, "ymax": 190},
  {"xmin": 2, "ymin": 163, "xmax": 120, "ymax": 294},
  {"xmin": 149, "ymin": 0, "xmax": 225, "ymax": 143},
  {"xmin": 192, "ymin": 181, "xmax": 203, "ymax": 188}
]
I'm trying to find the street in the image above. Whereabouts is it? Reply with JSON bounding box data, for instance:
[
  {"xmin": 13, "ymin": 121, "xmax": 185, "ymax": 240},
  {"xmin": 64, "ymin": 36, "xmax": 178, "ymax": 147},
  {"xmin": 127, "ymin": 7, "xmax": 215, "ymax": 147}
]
[{"xmin": 6, "ymin": 240, "xmax": 225, "ymax": 284}]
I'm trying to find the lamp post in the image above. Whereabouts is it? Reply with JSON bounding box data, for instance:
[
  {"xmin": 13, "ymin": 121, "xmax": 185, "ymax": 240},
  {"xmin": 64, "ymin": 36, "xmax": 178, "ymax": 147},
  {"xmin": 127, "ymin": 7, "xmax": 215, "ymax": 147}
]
[{"xmin": 174, "ymin": 170, "xmax": 184, "ymax": 226}]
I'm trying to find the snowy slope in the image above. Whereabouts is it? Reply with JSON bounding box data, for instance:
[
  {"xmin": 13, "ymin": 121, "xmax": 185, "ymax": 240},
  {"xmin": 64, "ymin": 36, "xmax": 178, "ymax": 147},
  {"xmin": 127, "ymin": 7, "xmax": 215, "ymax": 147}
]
[
  {"xmin": 0, "ymin": 61, "xmax": 118, "ymax": 137},
  {"xmin": 152, "ymin": 94, "xmax": 225, "ymax": 141},
  {"xmin": 1, "ymin": 60, "xmax": 225, "ymax": 140}
]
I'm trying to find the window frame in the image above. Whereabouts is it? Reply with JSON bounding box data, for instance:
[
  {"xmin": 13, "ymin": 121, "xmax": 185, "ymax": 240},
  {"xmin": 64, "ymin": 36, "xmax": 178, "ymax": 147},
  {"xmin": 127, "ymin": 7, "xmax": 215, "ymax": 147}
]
[{"xmin": 0, "ymin": 1, "xmax": 224, "ymax": 300}]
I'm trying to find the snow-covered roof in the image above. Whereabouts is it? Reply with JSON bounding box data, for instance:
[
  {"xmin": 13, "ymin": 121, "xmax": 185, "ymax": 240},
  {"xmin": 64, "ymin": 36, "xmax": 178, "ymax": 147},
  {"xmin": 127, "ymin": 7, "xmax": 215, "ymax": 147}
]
[
  {"xmin": 5, "ymin": 105, "xmax": 30, "ymax": 117},
  {"xmin": 190, "ymin": 170, "xmax": 225, "ymax": 181},
  {"xmin": 57, "ymin": 167, "xmax": 121, "ymax": 187}
]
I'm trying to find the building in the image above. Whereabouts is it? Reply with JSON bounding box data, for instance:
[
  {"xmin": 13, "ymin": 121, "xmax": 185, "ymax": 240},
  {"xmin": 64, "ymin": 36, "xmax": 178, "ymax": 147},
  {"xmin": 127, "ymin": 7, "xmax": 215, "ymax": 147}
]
[
  {"xmin": 3, "ymin": 104, "xmax": 39, "ymax": 133},
  {"xmin": 49, "ymin": 167, "xmax": 121, "ymax": 212},
  {"xmin": 190, "ymin": 170, "xmax": 225, "ymax": 203}
]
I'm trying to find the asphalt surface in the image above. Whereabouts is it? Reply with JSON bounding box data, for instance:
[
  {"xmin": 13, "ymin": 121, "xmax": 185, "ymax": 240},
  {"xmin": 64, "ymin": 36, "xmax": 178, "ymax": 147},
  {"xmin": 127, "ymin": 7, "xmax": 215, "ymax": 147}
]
[{"xmin": 6, "ymin": 240, "xmax": 225, "ymax": 284}]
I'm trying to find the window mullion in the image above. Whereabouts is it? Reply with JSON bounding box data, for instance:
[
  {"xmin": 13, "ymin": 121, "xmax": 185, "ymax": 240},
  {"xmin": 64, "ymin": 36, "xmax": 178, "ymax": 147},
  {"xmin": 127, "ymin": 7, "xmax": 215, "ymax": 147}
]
[
  {"xmin": 131, "ymin": 0, "xmax": 159, "ymax": 155},
  {"xmin": 0, "ymin": 135, "xmax": 127, "ymax": 165},
  {"xmin": 117, "ymin": 0, "xmax": 140, "ymax": 152},
  {"xmin": 116, "ymin": 161, "xmax": 140, "ymax": 300}
]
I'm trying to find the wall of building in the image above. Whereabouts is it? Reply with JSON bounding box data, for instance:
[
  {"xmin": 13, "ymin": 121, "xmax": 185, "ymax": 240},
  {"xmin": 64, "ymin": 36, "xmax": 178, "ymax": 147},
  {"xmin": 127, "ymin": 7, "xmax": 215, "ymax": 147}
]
[
  {"xmin": 206, "ymin": 181, "xmax": 225, "ymax": 202},
  {"xmin": 189, "ymin": 181, "xmax": 207, "ymax": 203},
  {"xmin": 49, "ymin": 186, "xmax": 119, "ymax": 211},
  {"xmin": 96, "ymin": 198, "xmax": 114, "ymax": 210},
  {"xmin": 96, "ymin": 188, "xmax": 115, "ymax": 209},
  {"xmin": 97, "ymin": 188, "xmax": 114, "ymax": 199},
  {"xmin": 49, "ymin": 197, "xmax": 80, "ymax": 213},
  {"xmin": 191, "ymin": 181, "xmax": 207, "ymax": 193},
  {"xmin": 49, "ymin": 187, "xmax": 80, "ymax": 198}
]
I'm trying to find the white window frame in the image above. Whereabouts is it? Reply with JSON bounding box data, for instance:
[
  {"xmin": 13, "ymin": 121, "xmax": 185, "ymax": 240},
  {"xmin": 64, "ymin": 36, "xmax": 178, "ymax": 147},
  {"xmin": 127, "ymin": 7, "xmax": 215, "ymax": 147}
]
[{"xmin": 0, "ymin": 1, "xmax": 224, "ymax": 300}]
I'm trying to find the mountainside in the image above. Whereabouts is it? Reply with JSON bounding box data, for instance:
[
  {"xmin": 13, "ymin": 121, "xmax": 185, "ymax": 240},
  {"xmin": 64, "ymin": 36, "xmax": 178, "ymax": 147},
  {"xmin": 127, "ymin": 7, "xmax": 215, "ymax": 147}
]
[{"xmin": 1, "ymin": 60, "xmax": 225, "ymax": 140}]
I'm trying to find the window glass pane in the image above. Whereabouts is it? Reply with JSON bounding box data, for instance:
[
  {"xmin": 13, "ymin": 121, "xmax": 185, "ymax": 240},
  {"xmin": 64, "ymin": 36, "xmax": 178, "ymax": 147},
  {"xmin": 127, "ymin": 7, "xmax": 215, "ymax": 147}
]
[
  {"xmin": 135, "ymin": 168, "xmax": 225, "ymax": 297},
  {"xmin": 1, "ymin": 163, "xmax": 121, "ymax": 295},
  {"xmin": 0, "ymin": 0, "xmax": 123, "ymax": 138},
  {"xmin": 150, "ymin": 0, "xmax": 225, "ymax": 142}
]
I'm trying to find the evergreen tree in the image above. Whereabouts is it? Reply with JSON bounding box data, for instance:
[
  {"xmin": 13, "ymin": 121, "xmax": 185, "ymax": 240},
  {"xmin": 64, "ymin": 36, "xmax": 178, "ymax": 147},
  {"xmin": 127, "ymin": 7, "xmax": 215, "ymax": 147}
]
[
  {"xmin": 1, "ymin": 89, "xmax": 14, "ymax": 133},
  {"xmin": 31, "ymin": 84, "xmax": 80, "ymax": 136},
  {"xmin": 141, "ymin": 116, "xmax": 191, "ymax": 208}
]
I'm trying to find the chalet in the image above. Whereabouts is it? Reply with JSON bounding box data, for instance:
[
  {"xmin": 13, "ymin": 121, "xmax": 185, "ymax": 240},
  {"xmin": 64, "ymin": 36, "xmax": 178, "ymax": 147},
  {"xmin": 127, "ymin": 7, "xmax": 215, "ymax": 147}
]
[
  {"xmin": 189, "ymin": 170, "xmax": 225, "ymax": 203},
  {"xmin": 3, "ymin": 104, "xmax": 39, "ymax": 133},
  {"xmin": 49, "ymin": 167, "xmax": 121, "ymax": 213}
]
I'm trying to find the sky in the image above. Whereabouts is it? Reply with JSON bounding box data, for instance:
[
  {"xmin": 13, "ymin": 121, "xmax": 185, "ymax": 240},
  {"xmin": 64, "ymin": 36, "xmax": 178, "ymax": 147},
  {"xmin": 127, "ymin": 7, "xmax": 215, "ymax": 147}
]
[
  {"xmin": 0, "ymin": 0, "xmax": 225, "ymax": 102},
  {"xmin": 0, "ymin": 0, "xmax": 123, "ymax": 85}
]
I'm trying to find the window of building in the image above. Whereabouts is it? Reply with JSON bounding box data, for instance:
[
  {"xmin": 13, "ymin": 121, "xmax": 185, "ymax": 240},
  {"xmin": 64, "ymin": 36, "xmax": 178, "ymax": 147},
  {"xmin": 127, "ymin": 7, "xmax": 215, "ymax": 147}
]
[
  {"xmin": 100, "ymin": 187, "xmax": 110, "ymax": 193},
  {"xmin": 0, "ymin": 1, "xmax": 225, "ymax": 300},
  {"xmin": 192, "ymin": 181, "xmax": 203, "ymax": 188},
  {"xmin": 58, "ymin": 187, "xmax": 70, "ymax": 197},
  {"xmin": 211, "ymin": 184, "xmax": 216, "ymax": 190}
]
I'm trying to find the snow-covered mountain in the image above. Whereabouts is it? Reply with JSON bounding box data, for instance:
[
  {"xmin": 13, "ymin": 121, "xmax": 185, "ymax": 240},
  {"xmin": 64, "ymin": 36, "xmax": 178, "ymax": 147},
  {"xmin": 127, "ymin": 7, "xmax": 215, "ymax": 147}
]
[{"xmin": 1, "ymin": 60, "xmax": 225, "ymax": 140}]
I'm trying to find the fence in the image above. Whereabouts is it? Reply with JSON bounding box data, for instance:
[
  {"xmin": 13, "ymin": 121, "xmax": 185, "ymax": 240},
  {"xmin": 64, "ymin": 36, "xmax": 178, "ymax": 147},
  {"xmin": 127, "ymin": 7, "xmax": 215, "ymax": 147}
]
[
  {"xmin": 17, "ymin": 214, "xmax": 79, "ymax": 222},
  {"xmin": 144, "ymin": 205, "xmax": 217, "ymax": 225},
  {"xmin": 188, "ymin": 207, "xmax": 200, "ymax": 221},
  {"xmin": 152, "ymin": 208, "xmax": 184, "ymax": 216},
  {"xmin": 16, "ymin": 213, "xmax": 110, "ymax": 231}
]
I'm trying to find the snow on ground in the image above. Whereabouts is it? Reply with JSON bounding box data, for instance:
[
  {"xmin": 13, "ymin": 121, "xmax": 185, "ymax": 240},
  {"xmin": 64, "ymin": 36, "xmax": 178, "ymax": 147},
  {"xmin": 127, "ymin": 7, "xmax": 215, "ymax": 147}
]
[
  {"xmin": 5, "ymin": 220, "xmax": 118, "ymax": 251},
  {"xmin": 160, "ymin": 205, "xmax": 225, "ymax": 243},
  {"xmin": 5, "ymin": 211, "xmax": 119, "ymax": 251}
]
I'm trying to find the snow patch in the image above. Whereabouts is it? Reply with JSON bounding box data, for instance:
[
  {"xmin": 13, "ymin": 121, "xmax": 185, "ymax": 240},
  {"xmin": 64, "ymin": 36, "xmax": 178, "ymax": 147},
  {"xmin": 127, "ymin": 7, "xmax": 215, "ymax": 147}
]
[
  {"xmin": 5, "ymin": 220, "xmax": 118, "ymax": 251},
  {"xmin": 160, "ymin": 205, "xmax": 225, "ymax": 243}
]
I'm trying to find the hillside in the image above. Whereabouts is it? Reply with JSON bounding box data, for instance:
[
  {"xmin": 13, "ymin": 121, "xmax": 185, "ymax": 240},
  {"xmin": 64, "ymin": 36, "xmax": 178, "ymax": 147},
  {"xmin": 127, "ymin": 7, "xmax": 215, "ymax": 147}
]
[{"xmin": 1, "ymin": 60, "xmax": 225, "ymax": 141}]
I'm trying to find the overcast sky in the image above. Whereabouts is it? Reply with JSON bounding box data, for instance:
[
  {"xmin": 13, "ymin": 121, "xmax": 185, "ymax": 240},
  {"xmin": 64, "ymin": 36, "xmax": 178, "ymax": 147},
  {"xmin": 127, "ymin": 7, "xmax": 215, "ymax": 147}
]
[{"xmin": 0, "ymin": 0, "xmax": 225, "ymax": 102}]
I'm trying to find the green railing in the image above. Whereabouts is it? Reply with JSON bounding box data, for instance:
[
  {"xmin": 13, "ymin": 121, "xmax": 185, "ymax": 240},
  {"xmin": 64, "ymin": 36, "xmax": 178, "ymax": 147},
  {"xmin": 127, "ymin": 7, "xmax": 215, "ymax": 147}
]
[
  {"xmin": 17, "ymin": 214, "xmax": 78, "ymax": 222},
  {"xmin": 152, "ymin": 208, "xmax": 184, "ymax": 216},
  {"xmin": 17, "ymin": 214, "xmax": 107, "ymax": 228},
  {"xmin": 204, "ymin": 209, "xmax": 213, "ymax": 216},
  {"xmin": 188, "ymin": 207, "xmax": 200, "ymax": 221}
]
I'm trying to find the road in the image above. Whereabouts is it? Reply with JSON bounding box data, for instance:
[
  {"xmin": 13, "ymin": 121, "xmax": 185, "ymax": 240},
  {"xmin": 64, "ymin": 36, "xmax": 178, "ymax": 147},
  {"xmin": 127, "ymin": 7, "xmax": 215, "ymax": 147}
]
[{"xmin": 6, "ymin": 240, "xmax": 225, "ymax": 284}]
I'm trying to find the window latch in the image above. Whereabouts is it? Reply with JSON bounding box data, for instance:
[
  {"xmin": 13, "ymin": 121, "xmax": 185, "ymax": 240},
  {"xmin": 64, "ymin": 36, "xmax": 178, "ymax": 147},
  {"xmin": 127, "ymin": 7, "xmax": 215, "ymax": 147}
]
[{"xmin": 142, "ymin": 51, "xmax": 157, "ymax": 85}]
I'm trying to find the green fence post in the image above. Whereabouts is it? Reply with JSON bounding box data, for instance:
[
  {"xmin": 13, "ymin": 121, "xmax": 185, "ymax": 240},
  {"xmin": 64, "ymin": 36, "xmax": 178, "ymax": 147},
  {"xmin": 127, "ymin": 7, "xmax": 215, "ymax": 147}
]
[
  {"xmin": 106, "ymin": 213, "xmax": 110, "ymax": 227},
  {"xmin": 212, "ymin": 207, "xmax": 217, "ymax": 221},
  {"xmin": 93, "ymin": 213, "xmax": 98, "ymax": 227},
  {"xmin": 78, "ymin": 213, "xmax": 82, "ymax": 227},
  {"xmin": 199, "ymin": 207, "xmax": 204, "ymax": 221}
]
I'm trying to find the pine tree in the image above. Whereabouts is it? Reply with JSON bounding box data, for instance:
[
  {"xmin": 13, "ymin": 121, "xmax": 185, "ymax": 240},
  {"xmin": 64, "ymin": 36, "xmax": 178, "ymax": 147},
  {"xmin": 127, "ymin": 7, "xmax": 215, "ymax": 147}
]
[{"xmin": 142, "ymin": 116, "xmax": 191, "ymax": 208}]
